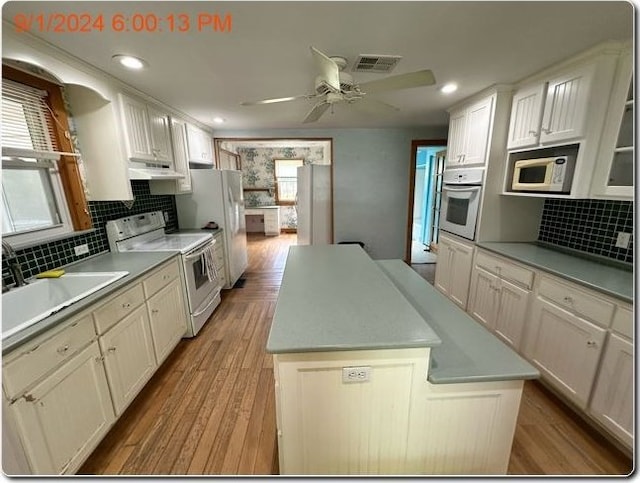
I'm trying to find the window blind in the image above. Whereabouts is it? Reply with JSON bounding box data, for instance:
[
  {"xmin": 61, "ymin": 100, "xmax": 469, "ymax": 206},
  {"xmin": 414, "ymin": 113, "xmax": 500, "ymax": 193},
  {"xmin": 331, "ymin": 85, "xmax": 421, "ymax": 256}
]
[{"xmin": 1, "ymin": 79, "xmax": 78, "ymax": 160}]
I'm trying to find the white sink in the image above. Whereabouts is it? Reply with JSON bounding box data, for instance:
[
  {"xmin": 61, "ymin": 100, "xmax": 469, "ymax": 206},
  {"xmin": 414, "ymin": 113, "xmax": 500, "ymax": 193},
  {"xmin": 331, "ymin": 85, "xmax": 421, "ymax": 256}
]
[{"xmin": 2, "ymin": 271, "xmax": 129, "ymax": 340}]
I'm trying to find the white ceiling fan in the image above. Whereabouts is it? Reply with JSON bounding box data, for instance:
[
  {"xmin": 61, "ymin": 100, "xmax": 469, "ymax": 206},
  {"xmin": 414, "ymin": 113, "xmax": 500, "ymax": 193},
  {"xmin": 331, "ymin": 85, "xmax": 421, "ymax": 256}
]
[{"xmin": 241, "ymin": 47, "xmax": 436, "ymax": 124}]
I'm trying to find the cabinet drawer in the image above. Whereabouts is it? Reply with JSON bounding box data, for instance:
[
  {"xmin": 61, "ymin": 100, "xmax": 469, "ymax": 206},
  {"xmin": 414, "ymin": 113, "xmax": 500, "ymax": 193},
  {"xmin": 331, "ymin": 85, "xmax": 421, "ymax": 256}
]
[
  {"xmin": 3, "ymin": 314, "xmax": 96, "ymax": 400},
  {"xmin": 537, "ymin": 276, "xmax": 615, "ymax": 327},
  {"xmin": 143, "ymin": 259, "xmax": 180, "ymax": 298},
  {"xmin": 93, "ymin": 284, "xmax": 145, "ymax": 335},
  {"xmin": 475, "ymin": 251, "xmax": 534, "ymax": 289},
  {"xmin": 264, "ymin": 211, "xmax": 279, "ymax": 220},
  {"xmin": 611, "ymin": 305, "xmax": 633, "ymax": 340}
]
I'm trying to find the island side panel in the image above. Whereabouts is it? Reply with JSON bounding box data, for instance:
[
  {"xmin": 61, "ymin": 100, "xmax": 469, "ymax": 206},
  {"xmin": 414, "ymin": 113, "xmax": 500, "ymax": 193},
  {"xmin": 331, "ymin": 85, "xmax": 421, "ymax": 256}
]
[{"xmin": 274, "ymin": 348, "xmax": 431, "ymax": 475}]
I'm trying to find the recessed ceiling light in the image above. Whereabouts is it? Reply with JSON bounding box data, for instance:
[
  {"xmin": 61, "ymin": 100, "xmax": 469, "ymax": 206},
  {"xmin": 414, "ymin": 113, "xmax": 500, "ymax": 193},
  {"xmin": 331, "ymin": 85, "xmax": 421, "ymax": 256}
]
[
  {"xmin": 112, "ymin": 54, "xmax": 147, "ymax": 70},
  {"xmin": 440, "ymin": 83, "xmax": 458, "ymax": 94},
  {"xmin": 213, "ymin": 117, "xmax": 225, "ymax": 124}
]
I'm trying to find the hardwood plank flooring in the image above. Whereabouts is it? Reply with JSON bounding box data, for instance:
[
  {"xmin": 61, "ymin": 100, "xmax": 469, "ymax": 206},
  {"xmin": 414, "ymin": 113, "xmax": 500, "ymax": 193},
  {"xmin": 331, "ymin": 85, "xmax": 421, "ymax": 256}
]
[{"xmin": 79, "ymin": 233, "xmax": 632, "ymax": 476}]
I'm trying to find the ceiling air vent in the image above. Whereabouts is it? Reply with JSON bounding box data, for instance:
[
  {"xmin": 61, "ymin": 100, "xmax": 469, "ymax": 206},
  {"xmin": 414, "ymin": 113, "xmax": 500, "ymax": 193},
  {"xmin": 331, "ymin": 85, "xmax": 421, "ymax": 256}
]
[{"xmin": 352, "ymin": 55, "xmax": 402, "ymax": 73}]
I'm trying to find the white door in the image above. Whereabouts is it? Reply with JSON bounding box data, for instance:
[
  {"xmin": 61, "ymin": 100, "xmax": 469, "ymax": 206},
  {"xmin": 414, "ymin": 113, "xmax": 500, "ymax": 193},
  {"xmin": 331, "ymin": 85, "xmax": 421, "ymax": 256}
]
[
  {"xmin": 11, "ymin": 342, "xmax": 115, "ymax": 475},
  {"xmin": 147, "ymin": 280, "xmax": 187, "ymax": 364},
  {"xmin": 507, "ymin": 83, "xmax": 547, "ymax": 149},
  {"xmin": 119, "ymin": 94, "xmax": 153, "ymax": 162},
  {"xmin": 468, "ymin": 266, "xmax": 498, "ymax": 328},
  {"xmin": 170, "ymin": 118, "xmax": 192, "ymax": 193},
  {"xmin": 540, "ymin": 64, "xmax": 595, "ymax": 144},
  {"xmin": 493, "ymin": 279, "xmax": 529, "ymax": 350},
  {"xmin": 100, "ymin": 305, "xmax": 157, "ymax": 415},
  {"xmin": 147, "ymin": 106, "xmax": 173, "ymax": 165},
  {"xmin": 446, "ymin": 108, "xmax": 467, "ymax": 167},
  {"xmin": 448, "ymin": 241, "xmax": 474, "ymax": 310},
  {"xmin": 462, "ymin": 96, "xmax": 493, "ymax": 166}
]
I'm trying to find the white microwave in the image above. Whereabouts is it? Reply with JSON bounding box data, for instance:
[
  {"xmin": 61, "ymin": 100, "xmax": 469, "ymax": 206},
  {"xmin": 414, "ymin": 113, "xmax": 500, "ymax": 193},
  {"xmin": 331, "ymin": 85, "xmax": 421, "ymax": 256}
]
[{"xmin": 511, "ymin": 156, "xmax": 574, "ymax": 193}]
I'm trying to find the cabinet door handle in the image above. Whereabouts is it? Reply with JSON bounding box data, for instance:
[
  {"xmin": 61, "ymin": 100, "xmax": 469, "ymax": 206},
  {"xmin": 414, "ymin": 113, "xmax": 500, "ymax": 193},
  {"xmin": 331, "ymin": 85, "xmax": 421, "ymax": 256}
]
[
  {"xmin": 528, "ymin": 130, "xmax": 539, "ymax": 136},
  {"xmin": 563, "ymin": 296, "xmax": 574, "ymax": 305},
  {"xmin": 587, "ymin": 340, "xmax": 598, "ymax": 348},
  {"xmin": 57, "ymin": 344, "xmax": 70, "ymax": 355},
  {"xmin": 151, "ymin": 308, "xmax": 159, "ymax": 314},
  {"xmin": 107, "ymin": 347, "xmax": 117, "ymax": 353},
  {"xmin": 163, "ymin": 275, "xmax": 170, "ymax": 280},
  {"xmin": 122, "ymin": 302, "xmax": 131, "ymax": 309},
  {"xmin": 541, "ymin": 127, "xmax": 552, "ymax": 135}
]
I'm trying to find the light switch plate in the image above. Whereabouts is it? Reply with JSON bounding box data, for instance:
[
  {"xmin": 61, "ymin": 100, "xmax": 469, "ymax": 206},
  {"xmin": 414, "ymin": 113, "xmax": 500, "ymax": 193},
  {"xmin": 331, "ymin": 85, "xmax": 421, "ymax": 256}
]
[
  {"xmin": 615, "ymin": 232, "xmax": 631, "ymax": 249},
  {"xmin": 74, "ymin": 244, "xmax": 89, "ymax": 256}
]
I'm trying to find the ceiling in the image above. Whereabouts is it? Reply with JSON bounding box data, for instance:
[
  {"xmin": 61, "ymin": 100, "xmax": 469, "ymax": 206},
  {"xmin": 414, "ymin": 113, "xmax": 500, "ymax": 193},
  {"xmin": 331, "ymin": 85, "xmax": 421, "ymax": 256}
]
[{"xmin": 2, "ymin": 1, "xmax": 633, "ymax": 131}]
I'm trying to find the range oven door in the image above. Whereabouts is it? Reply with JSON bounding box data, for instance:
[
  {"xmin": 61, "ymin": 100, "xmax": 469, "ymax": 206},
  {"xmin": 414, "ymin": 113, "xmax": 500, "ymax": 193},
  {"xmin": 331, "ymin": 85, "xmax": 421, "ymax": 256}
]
[
  {"xmin": 183, "ymin": 241, "xmax": 219, "ymax": 313},
  {"xmin": 439, "ymin": 184, "xmax": 482, "ymax": 240}
]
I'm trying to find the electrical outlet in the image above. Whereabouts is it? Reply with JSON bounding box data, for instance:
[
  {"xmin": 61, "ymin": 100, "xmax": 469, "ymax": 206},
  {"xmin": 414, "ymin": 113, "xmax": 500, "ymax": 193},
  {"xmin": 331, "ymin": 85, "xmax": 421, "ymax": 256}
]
[
  {"xmin": 342, "ymin": 366, "xmax": 371, "ymax": 383},
  {"xmin": 615, "ymin": 232, "xmax": 631, "ymax": 249},
  {"xmin": 163, "ymin": 211, "xmax": 169, "ymax": 222},
  {"xmin": 74, "ymin": 244, "xmax": 89, "ymax": 256}
]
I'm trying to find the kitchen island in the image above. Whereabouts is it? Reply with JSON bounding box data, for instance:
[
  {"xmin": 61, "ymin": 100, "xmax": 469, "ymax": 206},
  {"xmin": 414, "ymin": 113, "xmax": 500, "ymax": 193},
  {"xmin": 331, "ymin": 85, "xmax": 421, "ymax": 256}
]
[{"xmin": 266, "ymin": 245, "xmax": 538, "ymax": 475}]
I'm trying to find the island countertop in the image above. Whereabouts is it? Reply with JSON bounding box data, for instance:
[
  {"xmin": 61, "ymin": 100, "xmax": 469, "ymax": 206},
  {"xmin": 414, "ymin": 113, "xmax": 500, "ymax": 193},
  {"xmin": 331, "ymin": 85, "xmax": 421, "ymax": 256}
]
[
  {"xmin": 377, "ymin": 260, "xmax": 539, "ymax": 384},
  {"xmin": 266, "ymin": 245, "xmax": 442, "ymax": 353}
]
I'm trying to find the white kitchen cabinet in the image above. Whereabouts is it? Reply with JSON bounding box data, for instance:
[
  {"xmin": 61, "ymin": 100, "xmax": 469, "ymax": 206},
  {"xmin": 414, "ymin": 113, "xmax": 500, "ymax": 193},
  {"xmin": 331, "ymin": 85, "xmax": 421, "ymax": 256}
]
[
  {"xmin": 590, "ymin": 48, "xmax": 633, "ymax": 199},
  {"xmin": 186, "ymin": 123, "xmax": 215, "ymax": 165},
  {"xmin": 506, "ymin": 83, "xmax": 547, "ymax": 149},
  {"xmin": 506, "ymin": 64, "xmax": 595, "ymax": 149},
  {"xmin": 589, "ymin": 305, "xmax": 633, "ymax": 447},
  {"xmin": 434, "ymin": 234, "xmax": 474, "ymax": 309},
  {"xmin": 119, "ymin": 93, "xmax": 173, "ymax": 165},
  {"xmin": 445, "ymin": 95, "xmax": 494, "ymax": 167},
  {"xmin": 150, "ymin": 117, "xmax": 193, "ymax": 195},
  {"xmin": 264, "ymin": 209, "xmax": 280, "ymax": 236},
  {"xmin": 468, "ymin": 250, "xmax": 533, "ymax": 350},
  {"xmin": 99, "ymin": 305, "xmax": 157, "ymax": 416},
  {"xmin": 9, "ymin": 342, "xmax": 115, "ymax": 475},
  {"xmin": 147, "ymin": 280, "xmax": 187, "ymax": 365},
  {"xmin": 523, "ymin": 276, "xmax": 610, "ymax": 409},
  {"xmin": 468, "ymin": 266, "xmax": 529, "ymax": 351}
]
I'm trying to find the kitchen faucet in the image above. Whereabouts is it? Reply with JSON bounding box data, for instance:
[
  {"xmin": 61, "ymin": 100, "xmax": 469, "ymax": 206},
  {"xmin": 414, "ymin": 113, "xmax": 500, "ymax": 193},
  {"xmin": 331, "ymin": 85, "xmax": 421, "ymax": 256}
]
[{"xmin": 2, "ymin": 239, "xmax": 25, "ymax": 288}]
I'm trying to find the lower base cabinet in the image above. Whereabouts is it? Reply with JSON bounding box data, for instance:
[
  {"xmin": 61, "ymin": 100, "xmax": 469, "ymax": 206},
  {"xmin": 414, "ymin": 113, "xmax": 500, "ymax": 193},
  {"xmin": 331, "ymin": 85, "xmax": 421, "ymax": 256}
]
[
  {"xmin": 3, "ymin": 257, "xmax": 188, "ymax": 475},
  {"xmin": 99, "ymin": 305, "xmax": 157, "ymax": 416},
  {"xmin": 589, "ymin": 307, "xmax": 634, "ymax": 447},
  {"xmin": 9, "ymin": 342, "xmax": 115, "ymax": 475},
  {"xmin": 434, "ymin": 234, "xmax": 474, "ymax": 309},
  {"xmin": 523, "ymin": 295, "xmax": 606, "ymax": 409}
]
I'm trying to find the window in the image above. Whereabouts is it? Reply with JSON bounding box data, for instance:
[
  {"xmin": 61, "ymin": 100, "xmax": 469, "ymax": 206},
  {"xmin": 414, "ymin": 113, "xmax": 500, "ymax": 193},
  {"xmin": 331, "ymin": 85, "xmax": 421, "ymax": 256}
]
[
  {"xmin": 274, "ymin": 159, "xmax": 303, "ymax": 204},
  {"xmin": 2, "ymin": 66, "xmax": 91, "ymax": 246}
]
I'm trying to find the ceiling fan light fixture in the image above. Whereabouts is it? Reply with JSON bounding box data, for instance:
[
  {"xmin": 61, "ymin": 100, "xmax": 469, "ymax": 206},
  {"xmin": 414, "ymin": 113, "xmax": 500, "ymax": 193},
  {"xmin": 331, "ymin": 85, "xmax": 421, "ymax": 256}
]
[
  {"xmin": 440, "ymin": 83, "xmax": 458, "ymax": 94},
  {"xmin": 112, "ymin": 54, "xmax": 147, "ymax": 70}
]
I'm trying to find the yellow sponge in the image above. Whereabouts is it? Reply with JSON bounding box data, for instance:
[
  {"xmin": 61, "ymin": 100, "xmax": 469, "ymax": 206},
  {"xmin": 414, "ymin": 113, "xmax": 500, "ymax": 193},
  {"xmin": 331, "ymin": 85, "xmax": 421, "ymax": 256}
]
[{"xmin": 36, "ymin": 269, "xmax": 66, "ymax": 279}]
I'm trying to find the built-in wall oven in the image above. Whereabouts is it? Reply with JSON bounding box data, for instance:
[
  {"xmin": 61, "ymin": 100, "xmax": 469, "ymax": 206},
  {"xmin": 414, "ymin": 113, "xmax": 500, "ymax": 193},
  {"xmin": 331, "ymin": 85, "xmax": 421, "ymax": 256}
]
[
  {"xmin": 106, "ymin": 211, "xmax": 221, "ymax": 337},
  {"xmin": 439, "ymin": 167, "xmax": 484, "ymax": 240}
]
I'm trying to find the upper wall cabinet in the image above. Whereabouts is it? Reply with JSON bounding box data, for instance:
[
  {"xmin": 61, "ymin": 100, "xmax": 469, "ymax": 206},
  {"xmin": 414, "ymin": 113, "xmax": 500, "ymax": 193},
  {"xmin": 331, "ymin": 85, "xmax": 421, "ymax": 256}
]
[
  {"xmin": 185, "ymin": 124, "xmax": 215, "ymax": 165},
  {"xmin": 149, "ymin": 118, "xmax": 193, "ymax": 195},
  {"xmin": 507, "ymin": 64, "xmax": 595, "ymax": 150},
  {"xmin": 119, "ymin": 94, "xmax": 173, "ymax": 166},
  {"xmin": 590, "ymin": 48, "xmax": 633, "ymax": 200},
  {"xmin": 446, "ymin": 95, "xmax": 494, "ymax": 167}
]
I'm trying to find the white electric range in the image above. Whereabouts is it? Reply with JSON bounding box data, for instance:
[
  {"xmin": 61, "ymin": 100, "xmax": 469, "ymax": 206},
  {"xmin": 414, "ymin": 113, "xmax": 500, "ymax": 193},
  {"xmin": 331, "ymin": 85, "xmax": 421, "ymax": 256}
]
[{"xmin": 106, "ymin": 211, "xmax": 221, "ymax": 337}]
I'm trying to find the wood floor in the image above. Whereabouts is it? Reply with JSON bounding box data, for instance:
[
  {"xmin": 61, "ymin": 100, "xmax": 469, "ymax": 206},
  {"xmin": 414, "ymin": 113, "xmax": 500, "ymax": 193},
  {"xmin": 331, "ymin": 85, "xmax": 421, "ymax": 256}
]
[{"xmin": 79, "ymin": 233, "xmax": 632, "ymax": 476}]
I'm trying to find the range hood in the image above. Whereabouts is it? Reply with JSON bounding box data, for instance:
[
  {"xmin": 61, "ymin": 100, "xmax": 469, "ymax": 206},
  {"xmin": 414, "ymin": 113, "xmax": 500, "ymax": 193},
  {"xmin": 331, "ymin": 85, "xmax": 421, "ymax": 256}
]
[{"xmin": 129, "ymin": 167, "xmax": 185, "ymax": 180}]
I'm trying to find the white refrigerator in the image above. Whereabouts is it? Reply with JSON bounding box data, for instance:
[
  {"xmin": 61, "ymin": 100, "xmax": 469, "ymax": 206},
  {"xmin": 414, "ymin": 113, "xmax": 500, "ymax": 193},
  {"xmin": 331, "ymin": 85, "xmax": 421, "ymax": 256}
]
[
  {"xmin": 296, "ymin": 164, "xmax": 332, "ymax": 245},
  {"xmin": 176, "ymin": 169, "xmax": 248, "ymax": 288}
]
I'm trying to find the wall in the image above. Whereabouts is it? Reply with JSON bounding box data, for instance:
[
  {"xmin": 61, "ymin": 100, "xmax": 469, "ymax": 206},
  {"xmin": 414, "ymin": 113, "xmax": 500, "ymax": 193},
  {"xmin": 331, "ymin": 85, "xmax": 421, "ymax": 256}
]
[
  {"xmin": 238, "ymin": 146, "xmax": 327, "ymax": 229},
  {"xmin": 538, "ymin": 199, "xmax": 633, "ymax": 265},
  {"xmin": 2, "ymin": 181, "xmax": 177, "ymax": 286},
  {"xmin": 216, "ymin": 127, "xmax": 448, "ymax": 259}
]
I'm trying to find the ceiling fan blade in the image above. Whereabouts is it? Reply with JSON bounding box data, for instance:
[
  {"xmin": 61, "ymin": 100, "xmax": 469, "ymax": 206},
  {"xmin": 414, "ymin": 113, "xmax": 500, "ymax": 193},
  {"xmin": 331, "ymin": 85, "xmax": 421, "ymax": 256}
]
[
  {"xmin": 352, "ymin": 97, "xmax": 400, "ymax": 114},
  {"xmin": 240, "ymin": 94, "xmax": 310, "ymax": 106},
  {"xmin": 310, "ymin": 46, "xmax": 340, "ymax": 92},
  {"xmin": 358, "ymin": 69, "xmax": 436, "ymax": 94},
  {"xmin": 302, "ymin": 101, "xmax": 330, "ymax": 124}
]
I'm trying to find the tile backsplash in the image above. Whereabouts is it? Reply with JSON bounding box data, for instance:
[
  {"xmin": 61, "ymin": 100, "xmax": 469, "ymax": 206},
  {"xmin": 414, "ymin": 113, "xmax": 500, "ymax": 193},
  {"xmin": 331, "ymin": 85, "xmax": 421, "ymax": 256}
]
[
  {"xmin": 2, "ymin": 181, "xmax": 177, "ymax": 286},
  {"xmin": 538, "ymin": 199, "xmax": 633, "ymax": 264}
]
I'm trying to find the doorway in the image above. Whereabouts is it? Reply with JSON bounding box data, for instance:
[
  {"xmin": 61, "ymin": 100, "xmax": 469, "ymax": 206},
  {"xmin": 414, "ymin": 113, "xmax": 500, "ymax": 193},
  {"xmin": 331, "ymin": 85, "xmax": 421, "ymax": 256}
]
[{"xmin": 405, "ymin": 140, "xmax": 447, "ymax": 264}]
